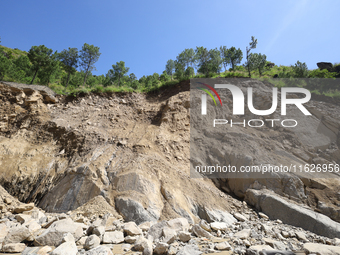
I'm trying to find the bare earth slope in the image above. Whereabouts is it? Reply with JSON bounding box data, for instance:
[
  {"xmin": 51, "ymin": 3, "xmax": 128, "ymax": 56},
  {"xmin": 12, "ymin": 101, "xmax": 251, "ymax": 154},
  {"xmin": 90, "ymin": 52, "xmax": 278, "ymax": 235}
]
[
  {"xmin": 1, "ymin": 79, "xmax": 340, "ymax": 235},
  {"xmin": 0, "ymin": 81, "xmax": 235, "ymax": 226}
]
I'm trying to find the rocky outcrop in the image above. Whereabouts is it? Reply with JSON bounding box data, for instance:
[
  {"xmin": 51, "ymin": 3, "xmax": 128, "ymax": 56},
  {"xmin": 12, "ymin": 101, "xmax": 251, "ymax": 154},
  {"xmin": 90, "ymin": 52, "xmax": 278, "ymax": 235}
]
[
  {"xmin": 317, "ymin": 62, "xmax": 333, "ymax": 71},
  {"xmin": 245, "ymin": 189, "xmax": 340, "ymax": 239}
]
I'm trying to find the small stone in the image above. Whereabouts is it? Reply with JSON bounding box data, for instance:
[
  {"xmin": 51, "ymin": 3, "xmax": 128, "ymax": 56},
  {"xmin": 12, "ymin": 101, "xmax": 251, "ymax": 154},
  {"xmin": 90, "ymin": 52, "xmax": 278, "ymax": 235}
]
[
  {"xmin": 199, "ymin": 220, "xmax": 211, "ymax": 232},
  {"xmin": 153, "ymin": 242, "xmax": 169, "ymax": 254},
  {"xmin": 234, "ymin": 228, "xmax": 251, "ymax": 239},
  {"xmin": 123, "ymin": 222, "xmax": 142, "ymax": 236},
  {"xmin": 102, "ymin": 231, "xmax": 124, "ymax": 244},
  {"xmin": 14, "ymin": 203, "xmax": 35, "ymax": 213},
  {"xmin": 192, "ymin": 224, "xmax": 213, "ymax": 239},
  {"xmin": 177, "ymin": 244, "xmax": 202, "ymax": 255},
  {"xmin": 50, "ymin": 241, "xmax": 77, "ymax": 255},
  {"xmin": 92, "ymin": 225, "xmax": 105, "ymax": 237},
  {"xmin": 259, "ymin": 212, "xmax": 269, "ymax": 220},
  {"xmin": 2, "ymin": 243, "xmax": 26, "ymax": 253},
  {"xmin": 125, "ymin": 235, "xmax": 138, "ymax": 244},
  {"xmin": 85, "ymin": 245, "xmax": 113, "ymax": 255},
  {"xmin": 210, "ymin": 222, "xmax": 228, "ymax": 231},
  {"xmin": 167, "ymin": 245, "xmax": 177, "ymax": 255},
  {"xmin": 215, "ymin": 241, "xmax": 231, "ymax": 251},
  {"xmin": 138, "ymin": 222, "xmax": 151, "ymax": 231},
  {"xmin": 162, "ymin": 227, "xmax": 177, "ymax": 244},
  {"xmin": 61, "ymin": 232, "xmax": 75, "ymax": 244},
  {"xmin": 234, "ymin": 213, "xmax": 247, "ymax": 222},
  {"xmin": 178, "ymin": 231, "xmax": 191, "ymax": 242},
  {"xmin": 84, "ymin": 235, "xmax": 101, "ymax": 250},
  {"xmin": 281, "ymin": 231, "xmax": 290, "ymax": 238},
  {"xmin": 296, "ymin": 231, "xmax": 309, "ymax": 242}
]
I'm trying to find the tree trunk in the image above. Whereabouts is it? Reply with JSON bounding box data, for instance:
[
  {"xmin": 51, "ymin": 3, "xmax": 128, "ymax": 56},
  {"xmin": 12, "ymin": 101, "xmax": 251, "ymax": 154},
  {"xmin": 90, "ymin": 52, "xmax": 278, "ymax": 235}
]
[
  {"xmin": 30, "ymin": 69, "xmax": 38, "ymax": 84},
  {"xmin": 83, "ymin": 71, "xmax": 88, "ymax": 86}
]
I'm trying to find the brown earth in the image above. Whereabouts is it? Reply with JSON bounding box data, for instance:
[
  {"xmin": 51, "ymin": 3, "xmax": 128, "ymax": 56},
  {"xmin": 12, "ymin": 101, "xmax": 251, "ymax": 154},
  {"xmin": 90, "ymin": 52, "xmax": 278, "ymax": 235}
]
[{"xmin": 0, "ymin": 79, "xmax": 340, "ymax": 226}]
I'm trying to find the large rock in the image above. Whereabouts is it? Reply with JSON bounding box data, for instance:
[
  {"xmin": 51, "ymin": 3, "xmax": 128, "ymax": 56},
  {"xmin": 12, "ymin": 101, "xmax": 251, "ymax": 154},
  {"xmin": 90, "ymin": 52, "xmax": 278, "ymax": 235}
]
[
  {"xmin": 2, "ymin": 243, "xmax": 26, "ymax": 253},
  {"xmin": 35, "ymin": 218, "xmax": 83, "ymax": 246},
  {"xmin": 303, "ymin": 242, "xmax": 340, "ymax": 255},
  {"xmin": 0, "ymin": 223, "xmax": 9, "ymax": 242},
  {"xmin": 102, "ymin": 231, "xmax": 124, "ymax": 244},
  {"xmin": 192, "ymin": 224, "xmax": 213, "ymax": 238},
  {"xmin": 115, "ymin": 197, "xmax": 158, "ymax": 225},
  {"xmin": 50, "ymin": 241, "xmax": 77, "ymax": 255},
  {"xmin": 245, "ymin": 189, "xmax": 340, "ymax": 238},
  {"xmin": 177, "ymin": 244, "xmax": 202, "ymax": 255},
  {"xmin": 84, "ymin": 235, "xmax": 101, "ymax": 250},
  {"xmin": 122, "ymin": 222, "xmax": 142, "ymax": 236},
  {"xmin": 85, "ymin": 245, "xmax": 113, "ymax": 255},
  {"xmin": 3, "ymin": 226, "xmax": 31, "ymax": 244}
]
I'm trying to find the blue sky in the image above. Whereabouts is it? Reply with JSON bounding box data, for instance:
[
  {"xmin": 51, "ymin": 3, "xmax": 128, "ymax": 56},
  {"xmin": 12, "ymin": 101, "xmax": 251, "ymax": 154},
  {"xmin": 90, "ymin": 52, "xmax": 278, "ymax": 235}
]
[{"xmin": 1, "ymin": 0, "xmax": 338, "ymax": 78}]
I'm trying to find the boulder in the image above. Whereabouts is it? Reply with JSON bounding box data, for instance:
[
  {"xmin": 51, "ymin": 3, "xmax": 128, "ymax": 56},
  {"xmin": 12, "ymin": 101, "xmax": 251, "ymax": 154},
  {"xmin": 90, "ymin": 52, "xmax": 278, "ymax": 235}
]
[
  {"xmin": 192, "ymin": 224, "xmax": 213, "ymax": 238},
  {"xmin": 210, "ymin": 222, "xmax": 228, "ymax": 231},
  {"xmin": 153, "ymin": 242, "xmax": 169, "ymax": 255},
  {"xmin": 50, "ymin": 241, "xmax": 77, "ymax": 255},
  {"xmin": 122, "ymin": 222, "xmax": 142, "ymax": 236},
  {"xmin": 2, "ymin": 243, "xmax": 26, "ymax": 253},
  {"xmin": 85, "ymin": 245, "xmax": 113, "ymax": 255},
  {"xmin": 14, "ymin": 203, "xmax": 35, "ymax": 213},
  {"xmin": 245, "ymin": 189, "xmax": 340, "ymax": 239},
  {"xmin": 215, "ymin": 241, "xmax": 231, "ymax": 251},
  {"xmin": 176, "ymin": 244, "xmax": 202, "ymax": 255},
  {"xmin": 233, "ymin": 228, "xmax": 251, "ymax": 239},
  {"xmin": 84, "ymin": 235, "xmax": 101, "ymax": 250},
  {"xmin": 102, "ymin": 231, "xmax": 124, "ymax": 244},
  {"xmin": 34, "ymin": 218, "xmax": 83, "ymax": 246},
  {"xmin": 178, "ymin": 231, "xmax": 191, "ymax": 242},
  {"xmin": 303, "ymin": 242, "xmax": 340, "ymax": 255},
  {"xmin": 3, "ymin": 226, "xmax": 31, "ymax": 244}
]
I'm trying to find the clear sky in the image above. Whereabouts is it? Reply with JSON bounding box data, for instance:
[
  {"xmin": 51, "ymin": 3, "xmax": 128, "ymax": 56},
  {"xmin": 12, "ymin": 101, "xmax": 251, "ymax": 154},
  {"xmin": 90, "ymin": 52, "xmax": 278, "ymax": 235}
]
[{"xmin": 1, "ymin": 0, "xmax": 338, "ymax": 79}]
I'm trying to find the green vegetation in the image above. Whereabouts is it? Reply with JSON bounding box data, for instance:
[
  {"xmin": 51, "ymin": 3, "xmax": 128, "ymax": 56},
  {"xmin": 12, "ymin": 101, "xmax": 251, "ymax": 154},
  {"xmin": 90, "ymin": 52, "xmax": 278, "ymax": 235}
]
[{"xmin": 0, "ymin": 36, "xmax": 339, "ymax": 99}]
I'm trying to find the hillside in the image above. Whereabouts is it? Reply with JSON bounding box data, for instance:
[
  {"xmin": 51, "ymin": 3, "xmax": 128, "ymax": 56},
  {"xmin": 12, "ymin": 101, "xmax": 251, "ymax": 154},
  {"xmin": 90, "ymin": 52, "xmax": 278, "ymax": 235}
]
[{"xmin": 0, "ymin": 79, "xmax": 340, "ymax": 254}]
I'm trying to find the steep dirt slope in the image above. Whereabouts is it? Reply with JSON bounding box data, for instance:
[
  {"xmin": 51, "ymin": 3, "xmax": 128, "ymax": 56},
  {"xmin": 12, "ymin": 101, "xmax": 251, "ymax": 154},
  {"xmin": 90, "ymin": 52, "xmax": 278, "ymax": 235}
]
[
  {"xmin": 1, "ymin": 79, "xmax": 340, "ymax": 228},
  {"xmin": 0, "ymin": 81, "xmax": 236, "ymax": 225}
]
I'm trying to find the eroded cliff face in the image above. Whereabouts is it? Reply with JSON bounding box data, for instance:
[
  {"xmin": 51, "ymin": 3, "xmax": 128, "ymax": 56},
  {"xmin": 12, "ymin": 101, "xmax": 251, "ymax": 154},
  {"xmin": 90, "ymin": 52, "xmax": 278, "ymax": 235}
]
[
  {"xmin": 0, "ymin": 79, "xmax": 340, "ymax": 227},
  {"xmin": 0, "ymin": 81, "xmax": 235, "ymax": 225},
  {"xmin": 190, "ymin": 78, "xmax": 340, "ymax": 222}
]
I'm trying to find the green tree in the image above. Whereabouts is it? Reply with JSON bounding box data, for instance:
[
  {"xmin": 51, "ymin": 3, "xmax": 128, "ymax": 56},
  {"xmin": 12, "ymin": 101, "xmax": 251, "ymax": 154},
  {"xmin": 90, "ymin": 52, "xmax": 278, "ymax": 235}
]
[
  {"xmin": 79, "ymin": 43, "xmax": 101, "ymax": 86},
  {"xmin": 292, "ymin": 61, "xmax": 308, "ymax": 78},
  {"xmin": 129, "ymin": 73, "xmax": 137, "ymax": 82},
  {"xmin": 37, "ymin": 51, "xmax": 61, "ymax": 84},
  {"xmin": 185, "ymin": 66, "xmax": 195, "ymax": 78},
  {"xmin": 208, "ymin": 48, "xmax": 222, "ymax": 74},
  {"xmin": 27, "ymin": 45, "xmax": 53, "ymax": 84},
  {"xmin": 225, "ymin": 47, "xmax": 243, "ymax": 71},
  {"xmin": 160, "ymin": 70, "xmax": 170, "ymax": 82},
  {"xmin": 219, "ymin": 46, "xmax": 228, "ymax": 72},
  {"xmin": 245, "ymin": 36, "xmax": 258, "ymax": 77},
  {"xmin": 0, "ymin": 52, "xmax": 11, "ymax": 80},
  {"xmin": 59, "ymin": 47, "xmax": 78, "ymax": 86},
  {"xmin": 165, "ymin": 59, "xmax": 175, "ymax": 80},
  {"xmin": 185, "ymin": 48, "xmax": 196, "ymax": 68},
  {"xmin": 248, "ymin": 53, "xmax": 267, "ymax": 76},
  {"xmin": 195, "ymin": 46, "xmax": 210, "ymax": 76},
  {"xmin": 107, "ymin": 61, "xmax": 130, "ymax": 86},
  {"xmin": 174, "ymin": 60, "xmax": 185, "ymax": 79}
]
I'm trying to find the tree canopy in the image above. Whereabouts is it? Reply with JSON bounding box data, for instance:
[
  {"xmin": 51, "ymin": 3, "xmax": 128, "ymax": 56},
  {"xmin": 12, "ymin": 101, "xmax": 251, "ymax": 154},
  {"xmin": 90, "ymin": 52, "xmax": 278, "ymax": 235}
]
[{"xmin": 79, "ymin": 43, "xmax": 101, "ymax": 86}]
